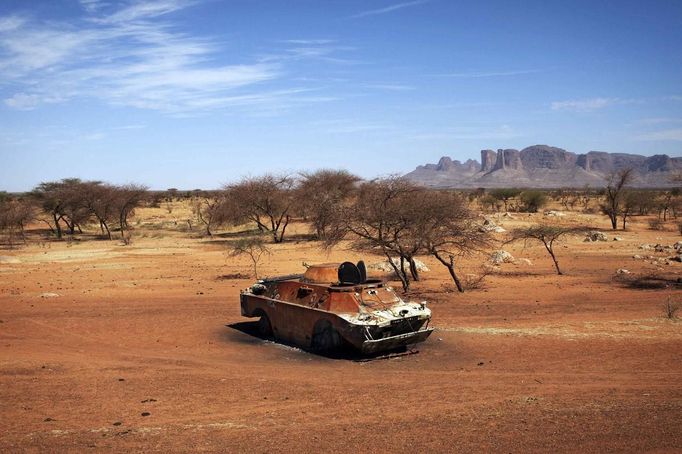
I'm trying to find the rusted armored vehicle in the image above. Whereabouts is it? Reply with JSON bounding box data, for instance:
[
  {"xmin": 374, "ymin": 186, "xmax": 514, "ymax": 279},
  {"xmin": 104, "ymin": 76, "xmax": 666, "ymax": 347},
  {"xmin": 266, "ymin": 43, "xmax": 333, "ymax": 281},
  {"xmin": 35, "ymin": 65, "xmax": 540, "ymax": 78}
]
[{"xmin": 239, "ymin": 261, "xmax": 433, "ymax": 354}]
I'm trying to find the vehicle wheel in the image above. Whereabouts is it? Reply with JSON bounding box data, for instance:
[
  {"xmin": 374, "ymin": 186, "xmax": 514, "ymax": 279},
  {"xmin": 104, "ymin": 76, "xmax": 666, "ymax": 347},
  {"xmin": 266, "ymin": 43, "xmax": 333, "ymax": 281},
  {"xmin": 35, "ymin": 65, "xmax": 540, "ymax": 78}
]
[
  {"xmin": 311, "ymin": 322, "xmax": 341, "ymax": 353},
  {"xmin": 258, "ymin": 313, "xmax": 273, "ymax": 339}
]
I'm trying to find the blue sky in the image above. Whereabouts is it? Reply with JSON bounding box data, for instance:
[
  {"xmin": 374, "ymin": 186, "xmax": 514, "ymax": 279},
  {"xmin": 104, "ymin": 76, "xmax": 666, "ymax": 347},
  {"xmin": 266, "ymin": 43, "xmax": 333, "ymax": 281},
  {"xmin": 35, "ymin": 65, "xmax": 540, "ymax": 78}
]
[{"xmin": 1, "ymin": 0, "xmax": 681, "ymax": 191}]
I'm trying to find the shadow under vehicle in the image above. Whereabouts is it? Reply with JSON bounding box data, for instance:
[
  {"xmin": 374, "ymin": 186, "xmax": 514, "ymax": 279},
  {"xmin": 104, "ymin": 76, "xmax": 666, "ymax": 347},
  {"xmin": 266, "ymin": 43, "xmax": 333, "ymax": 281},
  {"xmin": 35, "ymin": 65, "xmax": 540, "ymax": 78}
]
[{"xmin": 239, "ymin": 261, "xmax": 433, "ymax": 355}]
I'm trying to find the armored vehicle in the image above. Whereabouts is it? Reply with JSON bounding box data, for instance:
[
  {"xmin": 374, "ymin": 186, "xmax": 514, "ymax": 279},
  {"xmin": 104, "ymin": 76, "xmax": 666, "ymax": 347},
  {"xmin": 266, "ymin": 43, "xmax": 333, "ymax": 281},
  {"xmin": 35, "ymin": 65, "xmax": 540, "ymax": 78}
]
[{"xmin": 239, "ymin": 261, "xmax": 433, "ymax": 354}]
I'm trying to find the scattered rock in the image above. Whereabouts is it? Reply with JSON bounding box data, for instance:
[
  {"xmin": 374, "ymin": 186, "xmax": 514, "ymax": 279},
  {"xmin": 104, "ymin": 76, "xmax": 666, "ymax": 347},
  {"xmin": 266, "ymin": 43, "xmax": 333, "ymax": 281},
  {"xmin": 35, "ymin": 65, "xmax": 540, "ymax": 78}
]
[
  {"xmin": 585, "ymin": 231, "xmax": 608, "ymax": 242},
  {"xmin": 480, "ymin": 218, "xmax": 506, "ymax": 233},
  {"xmin": 490, "ymin": 250, "xmax": 515, "ymax": 265},
  {"xmin": 39, "ymin": 293, "xmax": 60, "ymax": 298},
  {"xmin": 477, "ymin": 362, "xmax": 484, "ymax": 366},
  {"xmin": 502, "ymin": 212, "xmax": 514, "ymax": 218},
  {"xmin": 141, "ymin": 412, "xmax": 151, "ymax": 417},
  {"xmin": 616, "ymin": 268, "xmax": 631, "ymax": 275},
  {"xmin": 613, "ymin": 236, "xmax": 623, "ymax": 241},
  {"xmin": 141, "ymin": 398, "xmax": 157, "ymax": 403},
  {"xmin": 44, "ymin": 418, "xmax": 54, "ymax": 422},
  {"xmin": 639, "ymin": 244, "xmax": 652, "ymax": 250},
  {"xmin": 544, "ymin": 210, "xmax": 565, "ymax": 217},
  {"xmin": 632, "ymin": 255, "xmax": 642, "ymax": 260},
  {"xmin": 668, "ymin": 254, "xmax": 682, "ymax": 263},
  {"xmin": 117, "ymin": 378, "xmax": 125, "ymax": 382},
  {"xmin": 367, "ymin": 258, "xmax": 430, "ymax": 273},
  {"xmin": 113, "ymin": 421, "xmax": 122, "ymax": 426},
  {"xmin": 674, "ymin": 241, "xmax": 682, "ymax": 250}
]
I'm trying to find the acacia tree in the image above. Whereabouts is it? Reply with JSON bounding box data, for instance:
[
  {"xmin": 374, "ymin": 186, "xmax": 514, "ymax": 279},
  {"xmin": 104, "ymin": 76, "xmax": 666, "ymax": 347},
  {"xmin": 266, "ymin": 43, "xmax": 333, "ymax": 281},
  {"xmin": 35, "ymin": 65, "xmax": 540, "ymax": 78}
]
[
  {"xmin": 225, "ymin": 175, "xmax": 294, "ymax": 243},
  {"xmin": 490, "ymin": 188, "xmax": 521, "ymax": 212},
  {"xmin": 601, "ymin": 168, "xmax": 635, "ymax": 230},
  {"xmin": 326, "ymin": 177, "xmax": 421, "ymax": 291},
  {"xmin": 0, "ymin": 197, "xmax": 35, "ymax": 248},
  {"xmin": 407, "ymin": 191, "xmax": 491, "ymax": 292},
  {"xmin": 296, "ymin": 169, "xmax": 359, "ymax": 239},
  {"xmin": 326, "ymin": 177, "xmax": 491, "ymax": 292},
  {"xmin": 82, "ymin": 182, "xmax": 119, "ymax": 239},
  {"xmin": 192, "ymin": 193, "xmax": 224, "ymax": 236},
  {"xmin": 507, "ymin": 225, "xmax": 584, "ymax": 275},
  {"xmin": 113, "ymin": 184, "xmax": 148, "ymax": 239}
]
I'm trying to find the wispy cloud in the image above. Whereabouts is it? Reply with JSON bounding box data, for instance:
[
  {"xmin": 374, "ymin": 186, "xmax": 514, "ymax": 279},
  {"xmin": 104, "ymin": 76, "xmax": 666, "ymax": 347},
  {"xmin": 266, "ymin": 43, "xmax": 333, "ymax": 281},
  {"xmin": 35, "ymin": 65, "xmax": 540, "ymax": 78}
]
[
  {"xmin": 436, "ymin": 69, "xmax": 540, "ymax": 78},
  {"xmin": 637, "ymin": 117, "xmax": 682, "ymax": 125},
  {"xmin": 0, "ymin": 1, "xmax": 342, "ymax": 115},
  {"xmin": 410, "ymin": 124, "xmax": 523, "ymax": 141},
  {"xmin": 635, "ymin": 128, "xmax": 682, "ymax": 141},
  {"xmin": 362, "ymin": 83, "xmax": 415, "ymax": 91},
  {"xmin": 313, "ymin": 119, "xmax": 393, "ymax": 134},
  {"xmin": 550, "ymin": 97, "xmax": 620, "ymax": 112},
  {"xmin": 351, "ymin": 0, "xmax": 428, "ymax": 19}
]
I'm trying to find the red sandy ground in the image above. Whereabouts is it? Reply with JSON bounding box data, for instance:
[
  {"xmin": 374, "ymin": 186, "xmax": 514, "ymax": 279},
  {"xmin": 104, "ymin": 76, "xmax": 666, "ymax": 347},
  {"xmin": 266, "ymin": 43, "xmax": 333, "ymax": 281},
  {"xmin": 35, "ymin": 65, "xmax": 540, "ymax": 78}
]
[{"xmin": 0, "ymin": 209, "xmax": 681, "ymax": 453}]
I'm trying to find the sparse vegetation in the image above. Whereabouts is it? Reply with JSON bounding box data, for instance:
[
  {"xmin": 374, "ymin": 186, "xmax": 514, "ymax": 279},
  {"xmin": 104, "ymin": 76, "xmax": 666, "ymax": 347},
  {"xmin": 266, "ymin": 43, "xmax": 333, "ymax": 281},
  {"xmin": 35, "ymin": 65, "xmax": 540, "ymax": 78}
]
[
  {"xmin": 507, "ymin": 225, "xmax": 584, "ymax": 275},
  {"xmin": 229, "ymin": 236, "xmax": 271, "ymax": 278},
  {"xmin": 601, "ymin": 168, "xmax": 634, "ymax": 230},
  {"xmin": 663, "ymin": 297, "xmax": 680, "ymax": 320}
]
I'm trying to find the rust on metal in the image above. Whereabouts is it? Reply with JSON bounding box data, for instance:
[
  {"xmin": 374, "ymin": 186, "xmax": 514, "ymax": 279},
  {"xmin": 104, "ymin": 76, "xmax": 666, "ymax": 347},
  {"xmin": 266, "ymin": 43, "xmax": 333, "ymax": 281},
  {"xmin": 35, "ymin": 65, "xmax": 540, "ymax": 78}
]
[{"xmin": 239, "ymin": 261, "xmax": 433, "ymax": 354}]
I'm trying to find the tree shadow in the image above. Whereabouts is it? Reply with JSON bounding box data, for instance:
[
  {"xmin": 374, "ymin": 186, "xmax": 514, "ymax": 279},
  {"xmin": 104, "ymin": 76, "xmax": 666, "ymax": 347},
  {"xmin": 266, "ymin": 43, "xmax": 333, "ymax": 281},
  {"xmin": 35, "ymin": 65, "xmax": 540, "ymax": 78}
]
[{"xmin": 614, "ymin": 274, "xmax": 682, "ymax": 290}]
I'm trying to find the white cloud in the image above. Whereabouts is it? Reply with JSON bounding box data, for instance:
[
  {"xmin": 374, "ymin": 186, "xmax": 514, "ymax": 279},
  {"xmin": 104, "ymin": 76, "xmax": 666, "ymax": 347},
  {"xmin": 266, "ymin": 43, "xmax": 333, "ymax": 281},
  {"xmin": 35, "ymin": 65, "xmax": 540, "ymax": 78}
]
[
  {"xmin": 351, "ymin": 0, "xmax": 428, "ymax": 19},
  {"xmin": 0, "ymin": 1, "xmax": 341, "ymax": 115},
  {"xmin": 95, "ymin": 0, "xmax": 193, "ymax": 24},
  {"xmin": 0, "ymin": 15, "xmax": 26, "ymax": 32},
  {"xmin": 635, "ymin": 128, "xmax": 682, "ymax": 141},
  {"xmin": 550, "ymin": 97, "xmax": 618, "ymax": 112},
  {"xmin": 4, "ymin": 93, "xmax": 40, "ymax": 110},
  {"xmin": 437, "ymin": 69, "xmax": 539, "ymax": 78}
]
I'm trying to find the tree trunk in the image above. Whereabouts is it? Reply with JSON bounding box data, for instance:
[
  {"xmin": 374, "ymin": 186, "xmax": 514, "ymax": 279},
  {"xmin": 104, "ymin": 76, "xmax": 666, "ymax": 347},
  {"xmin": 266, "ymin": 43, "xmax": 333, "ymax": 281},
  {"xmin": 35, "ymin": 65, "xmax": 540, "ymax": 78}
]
[
  {"xmin": 385, "ymin": 250, "xmax": 409, "ymax": 292},
  {"xmin": 408, "ymin": 256, "xmax": 420, "ymax": 281},
  {"xmin": 53, "ymin": 213, "xmax": 62, "ymax": 239},
  {"xmin": 544, "ymin": 242, "xmax": 562, "ymax": 275},
  {"xmin": 433, "ymin": 251, "xmax": 463, "ymax": 292},
  {"xmin": 609, "ymin": 212, "xmax": 617, "ymax": 230}
]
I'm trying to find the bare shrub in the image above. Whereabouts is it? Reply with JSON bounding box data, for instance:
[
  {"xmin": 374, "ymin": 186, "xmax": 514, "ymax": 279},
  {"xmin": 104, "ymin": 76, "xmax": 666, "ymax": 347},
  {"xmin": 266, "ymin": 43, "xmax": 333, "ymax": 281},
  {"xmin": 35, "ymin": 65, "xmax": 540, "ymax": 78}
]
[
  {"xmin": 224, "ymin": 175, "xmax": 294, "ymax": 243},
  {"xmin": 229, "ymin": 236, "xmax": 271, "ymax": 278},
  {"xmin": 462, "ymin": 265, "xmax": 493, "ymax": 290},
  {"xmin": 507, "ymin": 225, "xmax": 586, "ymax": 275},
  {"xmin": 296, "ymin": 169, "xmax": 359, "ymax": 240},
  {"xmin": 648, "ymin": 218, "xmax": 665, "ymax": 231},
  {"xmin": 601, "ymin": 168, "xmax": 635, "ymax": 230},
  {"xmin": 663, "ymin": 297, "xmax": 680, "ymax": 319}
]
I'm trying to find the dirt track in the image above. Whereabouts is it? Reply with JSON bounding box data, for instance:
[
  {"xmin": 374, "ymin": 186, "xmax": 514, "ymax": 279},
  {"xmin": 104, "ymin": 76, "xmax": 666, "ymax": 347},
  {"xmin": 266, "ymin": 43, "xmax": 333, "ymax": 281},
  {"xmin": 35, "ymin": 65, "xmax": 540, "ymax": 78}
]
[{"xmin": 1, "ymin": 213, "xmax": 681, "ymax": 453}]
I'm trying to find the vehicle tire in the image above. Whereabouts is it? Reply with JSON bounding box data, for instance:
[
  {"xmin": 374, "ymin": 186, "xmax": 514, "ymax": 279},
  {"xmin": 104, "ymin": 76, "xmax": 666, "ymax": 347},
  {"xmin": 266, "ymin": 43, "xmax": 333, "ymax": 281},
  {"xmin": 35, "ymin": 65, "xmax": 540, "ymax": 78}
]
[
  {"xmin": 258, "ymin": 313, "xmax": 273, "ymax": 339},
  {"xmin": 311, "ymin": 321, "xmax": 341, "ymax": 353}
]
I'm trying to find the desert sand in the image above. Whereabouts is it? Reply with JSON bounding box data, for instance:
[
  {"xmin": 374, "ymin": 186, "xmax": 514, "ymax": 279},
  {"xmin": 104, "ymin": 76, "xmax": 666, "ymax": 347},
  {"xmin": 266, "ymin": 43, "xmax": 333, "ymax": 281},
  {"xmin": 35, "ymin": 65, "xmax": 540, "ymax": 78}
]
[{"xmin": 1, "ymin": 205, "xmax": 681, "ymax": 453}]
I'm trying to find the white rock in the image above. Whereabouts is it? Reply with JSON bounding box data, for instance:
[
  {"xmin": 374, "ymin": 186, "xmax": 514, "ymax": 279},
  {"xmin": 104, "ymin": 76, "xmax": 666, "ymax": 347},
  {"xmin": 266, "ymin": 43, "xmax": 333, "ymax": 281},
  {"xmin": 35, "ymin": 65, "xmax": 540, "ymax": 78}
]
[
  {"xmin": 616, "ymin": 269, "xmax": 631, "ymax": 275},
  {"xmin": 480, "ymin": 218, "xmax": 506, "ymax": 233},
  {"xmin": 368, "ymin": 258, "xmax": 430, "ymax": 273},
  {"xmin": 613, "ymin": 236, "xmax": 623, "ymax": 241},
  {"xmin": 586, "ymin": 231, "xmax": 608, "ymax": 242},
  {"xmin": 544, "ymin": 210, "xmax": 565, "ymax": 217},
  {"xmin": 40, "ymin": 292, "xmax": 60, "ymax": 298},
  {"xmin": 639, "ymin": 244, "xmax": 652, "ymax": 250},
  {"xmin": 632, "ymin": 255, "xmax": 642, "ymax": 260},
  {"xmin": 490, "ymin": 250, "xmax": 515, "ymax": 265}
]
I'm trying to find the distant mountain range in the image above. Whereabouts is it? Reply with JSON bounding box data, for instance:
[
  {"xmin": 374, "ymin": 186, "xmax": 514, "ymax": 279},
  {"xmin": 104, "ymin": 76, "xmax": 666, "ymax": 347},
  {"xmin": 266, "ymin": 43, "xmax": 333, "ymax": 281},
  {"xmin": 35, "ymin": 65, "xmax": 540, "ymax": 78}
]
[{"xmin": 404, "ymin": 145, "xmax": 682, "ymax": 188}]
